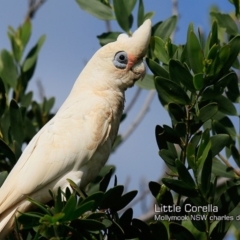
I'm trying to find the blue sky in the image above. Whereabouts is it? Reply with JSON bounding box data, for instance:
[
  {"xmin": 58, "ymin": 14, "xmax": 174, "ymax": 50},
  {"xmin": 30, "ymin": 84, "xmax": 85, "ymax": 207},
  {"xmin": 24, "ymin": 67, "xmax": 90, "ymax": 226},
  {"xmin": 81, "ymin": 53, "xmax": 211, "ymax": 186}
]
[{"xmin": 0, "ymin": 0, "xmax": 236, "ymax": 229}]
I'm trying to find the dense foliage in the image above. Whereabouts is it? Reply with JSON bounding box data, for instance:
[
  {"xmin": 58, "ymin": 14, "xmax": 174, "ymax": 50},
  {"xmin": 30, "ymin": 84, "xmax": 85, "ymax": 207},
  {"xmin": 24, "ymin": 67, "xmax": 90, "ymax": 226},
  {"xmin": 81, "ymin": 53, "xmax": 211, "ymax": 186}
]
[{"xmin": 1, "ymin": 0, "xmax": 240, "ymax": 239}]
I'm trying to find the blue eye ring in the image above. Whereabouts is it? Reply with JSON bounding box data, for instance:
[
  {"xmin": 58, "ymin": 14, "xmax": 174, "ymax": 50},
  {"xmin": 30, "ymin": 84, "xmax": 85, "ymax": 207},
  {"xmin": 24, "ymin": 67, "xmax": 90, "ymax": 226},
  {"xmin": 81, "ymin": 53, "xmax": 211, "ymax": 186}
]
[{"xmin": 113, "ymin": 51, "xmax": 128, "ymax": 69}]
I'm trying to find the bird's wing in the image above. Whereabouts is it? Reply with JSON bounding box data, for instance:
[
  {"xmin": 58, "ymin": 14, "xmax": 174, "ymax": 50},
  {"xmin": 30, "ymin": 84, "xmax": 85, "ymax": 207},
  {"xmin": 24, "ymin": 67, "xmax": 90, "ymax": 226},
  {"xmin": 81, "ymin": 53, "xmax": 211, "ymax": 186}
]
[{"xmin": 0, "ymin": 98, "xmax": 112, "ymax": 212}]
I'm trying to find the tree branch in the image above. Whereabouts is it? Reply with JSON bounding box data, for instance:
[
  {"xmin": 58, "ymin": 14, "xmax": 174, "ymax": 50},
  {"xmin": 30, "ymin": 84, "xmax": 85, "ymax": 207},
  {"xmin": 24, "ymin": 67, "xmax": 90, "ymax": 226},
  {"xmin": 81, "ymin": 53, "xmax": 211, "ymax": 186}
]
[{"xmin": 25, "ymin": 0, "xmax": 47, "ymax": 21}]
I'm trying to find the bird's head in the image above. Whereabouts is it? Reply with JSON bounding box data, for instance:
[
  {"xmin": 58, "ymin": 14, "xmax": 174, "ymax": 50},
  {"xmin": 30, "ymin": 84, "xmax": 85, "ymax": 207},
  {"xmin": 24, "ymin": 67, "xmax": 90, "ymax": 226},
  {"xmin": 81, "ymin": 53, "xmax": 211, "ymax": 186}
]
[{"xmin": 79, "ymin": 19, "xmax": 151, "ymax": 92}]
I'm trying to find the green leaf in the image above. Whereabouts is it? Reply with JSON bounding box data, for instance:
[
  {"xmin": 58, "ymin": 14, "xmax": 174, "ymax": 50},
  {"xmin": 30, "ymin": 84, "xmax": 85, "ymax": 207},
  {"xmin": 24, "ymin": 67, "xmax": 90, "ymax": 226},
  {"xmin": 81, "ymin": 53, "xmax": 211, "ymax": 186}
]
[
  {"xmin": 43, "ymin": 97, "xmax": 55, "ymax": 115},
  {"xmin": 155, "ymin": 77, "xmax": 191, "ymax": 105},
  {"xmin": 111, "ymin": 190, "xmax": 137, "ymax": 211},
  {"xmin": 193, "ymin": 73, "xmax": 204, "ymax": 90},
  {"xmin": 213, "ymin": 95, "xmax": 237, "ymax": 115},
  {"xmin": 163, "ymin": 124, "xmax": 180, "ymax": 144},
  {"xmin": 150, "ymin": 221, "xmax": 168, "ymax": 240},
  {"xmin": 21, "ymin": 91, "xmax": 33, "ymax": 108},
  {"xmin": 77, "ymin": 219, "xmax": 106, "ymax": 231},
  {"xmin": 169, "ymin": 60, "xmax": 195, "ymax": 91},
  {"xmin": 175, "ymin": 160, "xmax": 195, "ymax": 188},
  {"xmin": 0, "ymin": 171, "xmax": 8, "ymax": 187},
  {"xmin": 100, "ymin": 185, "xmax": 124, "ymax": 209},
  {"xmin": 162, "ymin": 178, "xmax": 198, "ymax": 197},
  {"xmin": 169, "ymin": 222, "xmax": 196, "ymax": 240},
  {"xmin": 216, "ymin": 185, "xmax": 240, "ymax": 216},
  {"xmin": 0, "ymin": 77, "xmax": 6, "ymax": 118},
  {"xmin": 67, "ymin": 201, "xmax": 95, "ymax": 221},
  {"xmin": 223, "ymin": 35, "xmax": 240, "ymax": 71},
  {"xmin": 155, "ymin": 125, "xmax": 168, "ymax": 150},
  {"xmin": 212, "ymin": 158, "xmax": 237, "ymax": 178},
  {"xmin": 210, "ymin": 12, "xmax": 238, "ymax": 35},
  {"xmin": 186, "ymin": 143, "xmax": 196, "ymax": 170},
  {"xmin": 209, "ymin": 21, "xmax": 218, "ymax": 49},
  {"xmin": 215, "ymin": 72, "xmax": 236, "ymax": 88},
  {"xmin": 201, "ymin": 152, "xmax": 212, "ymax": 195},
  {"xmin": 97, "ymin": 32, "xmax": 121, "ymax": 46},
  {"xmin": 23, "ymin": 35, "xmax": 46, "ymax": 72},
  {"xmin": 197, "ymin": 102, "xmax": 218, "ymax": 122},
  {"xmin": 20, "ymin": 20, "xmax": 32, "ymax": 49},
  {"xmin": 143, "ymin": 11, "xmax": 154, "ymax": 21},
  {"xmin": 137, "ymin": 0, "xmax": 144, "ymax": 26},
  {"xmin": 168, "ymin": 103, "xmax": 185, "ymax": 122},
  {"xmin": 196, "ymin": 129, "xmax": 210, "ymax": 165},
  {"xmin": 210, "ymin": 219, "xmax": 232, "ymax": 240},
  {"xmin": 150, "ymin": 36, "xmax": 169, "ymax": 64},
  {"xmin": 187, "ymin": 28, "xmax": 204, "ymax": 74},
  {"xmin": 0, "ymin": 50, "xmax": 18, "ymax": 90},
  {"xmin": 226, "ymin": 71, "xmax": 240, "ymax": 102},
  {"xmin": 75, "ymin": 0, "xmax": 114, "ymax": 20},
  {"xmin": 18, "ymin": 212, "xmax": 42, "ymax": 228},
  {"xmin": 113, "ymin": 0, "xmax": 136, "ymax": 32},
  {"xmin": 62, "ymin": 195, "xmax": 77, "ymax": 220},
  {"xmin": 120, "ymin": 208, "xmax": 133, "ymax": 226},
  {"xmin": 146, "ymin": 58, "xmax": 169, "ymax": 79},
  {"xmin": 231, "ymin": 144, "xmax": 240, "ymax": 167},
  {"xmin": 210, "ymin": 134, "xmax": 229, "ymax": 157},
  {"xmin": 81, "ymin": 191, "xmax": 104, "ymax": 210},
  {"xmin": 136, "ymin": 74, "xmax": 155, "ymax": 90},
  {"xmin": 159, "ymin": 149, "xmax": 177, "ymax": 172},
  {"xmin": 9, "ymin": 99, "xmax": 24, "ymax": 144},
  {"xmin": 99, "ymin": 167, "xmax": 113, "ymax": 192},
  {"xmin": 154, "ymin": 15, "xmax": 177, "ymax": 41},
  {"xmin": 0, "ymin": 139, "xmax": 16, "ymax": 165}
]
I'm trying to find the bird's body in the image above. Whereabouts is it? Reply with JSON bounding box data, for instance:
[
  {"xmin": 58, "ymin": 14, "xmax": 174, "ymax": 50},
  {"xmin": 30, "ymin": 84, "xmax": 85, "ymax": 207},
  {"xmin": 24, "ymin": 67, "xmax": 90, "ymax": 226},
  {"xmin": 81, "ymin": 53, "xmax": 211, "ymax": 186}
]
[{"xmin": 0, "ymin": 19, "xmax": 151, "ymax": 238}]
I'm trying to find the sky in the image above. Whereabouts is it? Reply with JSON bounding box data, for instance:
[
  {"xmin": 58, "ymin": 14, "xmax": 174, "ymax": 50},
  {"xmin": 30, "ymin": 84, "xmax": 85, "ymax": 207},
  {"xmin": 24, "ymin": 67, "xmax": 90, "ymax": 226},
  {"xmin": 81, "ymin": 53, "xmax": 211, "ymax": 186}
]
[{"xmin": 0, "ymin": 0, "xmax": 236, "ymax": 235}]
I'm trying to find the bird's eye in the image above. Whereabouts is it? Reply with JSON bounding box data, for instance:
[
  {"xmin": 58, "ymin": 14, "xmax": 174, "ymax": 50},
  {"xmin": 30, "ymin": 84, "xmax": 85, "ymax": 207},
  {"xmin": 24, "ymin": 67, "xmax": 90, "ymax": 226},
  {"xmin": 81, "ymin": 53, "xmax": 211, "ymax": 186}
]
[{"xmin": 113, "ymin": 51, "xmax": 128, "ymax": 69}]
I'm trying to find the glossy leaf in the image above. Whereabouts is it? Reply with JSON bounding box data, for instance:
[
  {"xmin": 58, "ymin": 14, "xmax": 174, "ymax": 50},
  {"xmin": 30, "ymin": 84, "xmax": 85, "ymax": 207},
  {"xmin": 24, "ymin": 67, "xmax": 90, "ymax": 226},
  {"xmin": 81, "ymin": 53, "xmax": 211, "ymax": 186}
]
[
  {"xmin": 67, "ymin": 201, "xmax": 95, "ymax": 221},
  {"xmin": 210, "ymin": 12, "xmax": 238, "ymax": 35},
  {"xmin": 146, "ymin": 58, "xmax": 169, "ymax": 79},
  {"xmin": 175, "ymin": 160, "xmax": 195, "ymax": 188},
  {"xmin": 215, "ymin": 72, "xmax": 236, "ymax": 88},
  {"xmin": 111, "ymin": 190, "xmax": 137, "ymax": 211},
  {"xmin": 169, "ymin": 59, "xmax": 195, "ymax": 91},
  {"xmin": 162, "ymin": 178, "xmax": 198, "ymax": 197},
  {"xmin": 210, "ymin": 134, "xmax": 229, "ymax": 157},
  {"xmin": 120, "ymin": 208, "xmax": 133, "ymax": 226},
  {"xmin": 0, "ymin": 139, "xmax": 16, "ymax": 165},
  {"xmin": 186, "ymin": 143, "xmax": 196, "ymax": 170},
  {"xmin": 154, "ymin": 15, "xmax": 177, "ymax": 41},
  {"xmin": 169, "ymin": 222, "xmax": 196, "ymax": 240},
  {"xmin": 0, "ymin": 171, "xmax": 8, "ymax": 187},
  {"xmin": 137, "ymin": 0, "xmax": 144, "ymax": 26},
  {"xmin": 136, "ymin": 74, "xmax": 155, "ymax": 90},
  {"xmin": 201, "ymin": 152, "xmax": 212, "ymax": 195},
  {"xmin": 193, "ymin": 73, "xmax": 204, "ymax": 90},
  {"xmin": 210, "ymin": 219, "xmax": 232, "ymax": 240},
  {"xmin": 21, "ymin": 91, "xmax": 33, "ymax": 108},
  {"xmin": 99, "ymin": 167, "xmax": 113, "ymax": 192},
  {"xmin": 213, "ymin": 95, "xmax": 237, "ymax": 115},
  {"xmin": 216, "ymin": 185, "xmax": 240, "ymax": 216},
  {"xmin": 76, "ymin": 0, "xmax": 114, "ymax": 20},
  {"xmin": 0, "ymin": 50, "xmax": 18, "ymax": 90},
  {"xmin": 9, "ymin": 99, "xmax": 24, "ymax": 144},
  {"xmin": 97, "ymin": 32, "xmax": 121, "ymax": 46},
  {"xmin": 149, "ymin": 221, "xmax": 168, "ymax": 240},
  {"xmin": 0, "ymin": 77, "xmax": 6, "ymax": 117},
  {"xmin": 187, "ymin": 28, "xmax": 204, "ymax": 74},
  {"xmin": 100, "ymin": 185, "xmax": 124, "ymax": 209},
  {"xmin": 197, "ymin": 102, "xmax": 218, "ymax": 122},
  {"xmin": 113, "ymin": 0, "xmax": 136, "ymax": 32},
  {"xmin": 150, "ymin": 36, "xmax": 169, "ymax": 64},
  {"xmin": 231, "ymin": 144, "xmax": 240, "ymax": 167},
  {"xmin": 168, "ymin": 103, "xmax": 185, "ymax": 121},
  {"xmin": 155, "ymin": 77, "xmax": 191, "ymax": 105},
  {"xmin": 209, "ymin": 21, "xmax": 218, "ymax": 49},
  {"xmin": 23, "ymin": 35, "xmax": 46, "ymax": 72},
  {"xmin": 155, "ymin": 125, "xmax": 168, "ymax": 150},
  {"xmin": 212, "ymin": 158, "xmax": 236, "ymax": 178},
  {"xmin": 159, "ymin": 149, "xmax": 177, "ymax": 172}
]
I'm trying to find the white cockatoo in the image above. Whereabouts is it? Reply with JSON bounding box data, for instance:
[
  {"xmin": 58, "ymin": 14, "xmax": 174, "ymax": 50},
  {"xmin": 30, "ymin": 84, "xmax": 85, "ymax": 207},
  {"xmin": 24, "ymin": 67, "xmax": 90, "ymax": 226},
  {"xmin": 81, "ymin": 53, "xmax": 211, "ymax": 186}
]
[{"xmin": 0, "ymin": 19, "xmax": 151, "ymax": 238}]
